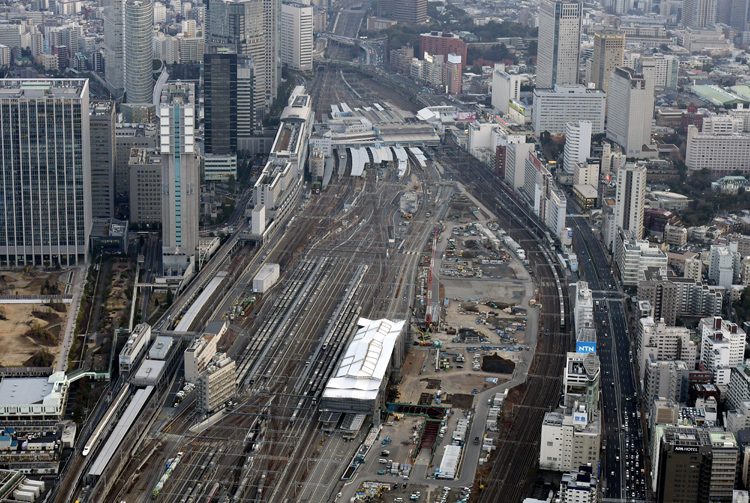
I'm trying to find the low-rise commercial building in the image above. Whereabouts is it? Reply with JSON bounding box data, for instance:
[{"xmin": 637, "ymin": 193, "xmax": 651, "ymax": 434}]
[
  {"xmin": 637, "ymin": 317, "xmax": 696, "ymax": 380},
  {"xmin": 572, "ymin": 184, "xmax": 598, "ymax": 211},
  {"xmin": 644, "ymin": 355, "xmax": 688, "ymax": 403},
  {"xmin": 196, "ymin": 353, "xmax": 236, "ymax": 413},
  {"xmin": 559, "ymin": 465, "xmax": 599, "ymax": 503},
  {"xmin": 120, "ymin": 323, "xmax": 152, "ymax": 373},
  {"xmin": 184, "ymin": 321, "xmax": 228, "ymax": 383},
  {"xmin": 700, "ymin": 316, "xmax": 746, "ymax": 385},
  {"xmin": 0, "ymin": 372, "xmax": 69, "ymax": 422},
  {"xmin": 615, "ymin": 230, "xmax": 668, "ymax": 286},
  {"xmin": 539, "ymin": 405, "xmax": 601, "ymax": 473},
  {"xmin": 203, "ymin": 154, "xmax": 238, "ymax": 181}
]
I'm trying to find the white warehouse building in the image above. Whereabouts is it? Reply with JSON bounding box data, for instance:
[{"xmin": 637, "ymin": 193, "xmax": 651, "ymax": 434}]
[{"xmin": 320, "ymin": 318, "xmax": 406, "ymax": 415}]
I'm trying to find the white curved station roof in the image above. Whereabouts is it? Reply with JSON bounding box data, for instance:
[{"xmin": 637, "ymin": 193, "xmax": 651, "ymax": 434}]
[{"xmin": 322, "ymin": 318, "xmax": 405, "ymax": 402}]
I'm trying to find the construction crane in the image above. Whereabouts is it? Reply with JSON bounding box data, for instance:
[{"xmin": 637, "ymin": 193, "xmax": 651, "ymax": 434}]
[{"xmin": 425, "ymin": 226, "xmax": 439, "ymax": 327}]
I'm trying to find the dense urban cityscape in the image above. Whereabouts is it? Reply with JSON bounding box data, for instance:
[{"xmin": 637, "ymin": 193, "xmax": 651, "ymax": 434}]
[{"xmin": 1, "ymin": 0, "xmax": 750, "ymax": 500}]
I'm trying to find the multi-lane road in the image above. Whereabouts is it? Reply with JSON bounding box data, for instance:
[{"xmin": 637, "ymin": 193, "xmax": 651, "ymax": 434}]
[{"xmin": 571, "ymin": 217, "xmax": 647, "ymax": 502}]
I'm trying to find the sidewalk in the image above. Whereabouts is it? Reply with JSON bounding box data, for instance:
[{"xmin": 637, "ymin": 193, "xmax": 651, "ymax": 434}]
[{"xmin": 56, "ymin": 265, "xmax": 86, "ymax": 373}]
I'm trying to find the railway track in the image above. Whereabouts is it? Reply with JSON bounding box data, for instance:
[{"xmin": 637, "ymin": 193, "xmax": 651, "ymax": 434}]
[{"xmin": 436, "ymin": 144, "xmax": 571, "ymax": 503}]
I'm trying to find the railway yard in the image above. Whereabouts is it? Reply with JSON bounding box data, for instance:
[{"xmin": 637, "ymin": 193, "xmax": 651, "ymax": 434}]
[
  {"xmin": 49, "ymin": 1, "xmax": 573, "ymax": 499},
  {"xmin": 60, "ymin": 115, "xmax": 568, "ymax": 503}
]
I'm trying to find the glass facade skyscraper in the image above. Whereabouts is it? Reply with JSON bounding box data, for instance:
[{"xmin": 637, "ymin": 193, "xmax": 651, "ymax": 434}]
[{"xmin": 0, "ymin": 79, "xmax": 92, "ymax": 267}]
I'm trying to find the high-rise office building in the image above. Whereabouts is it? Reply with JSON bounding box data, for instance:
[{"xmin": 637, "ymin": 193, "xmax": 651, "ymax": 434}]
[
  {"xmin": 656, "ymin": 427, "xmax": 738, "ymax": 503},
  {"xmin": 606, "ymin": 67, "xmax": 654, "ymax": 156},
  {"xmin": 504, "ymin": 141, "xmax": 535, "ymax": 192},
  {"xmin": 590, "ymin": 31, "xmax": 625, "ymax": 95},
  {"xmin": 377, "ymin": 0, "xmax": 427, "ymax": 23},
  {"xmin": 0, "ymin": 79, "xmax": 91, "ymax": 266},
  {"xmin": 446, "ymin": 54, "xmax": 462, "ymax": 95},
  {"xmin": 280, "ymin": 2, "xmax": 313, "ymax": 71},
  {"xmin": 206, "ymin": 0, "xmax": 266, "ymax": 126},
  {"xmin": 532, "ymin": 86, "xmax": 607, "ymax": 135},
  {"xmin": 125, "ymin": 0, "xmax": 155, "ymax": 104},
  {"xmin": 90, "ymin": 101, "xmax": 116, "ymax": 219},
  {"xmin": 265, "ymin": 0, "xmax": 281, "ymax": 102},
  {"xmin": 204, "ymin": 50, "xmax": 238, "ymax": 155},
  {"xmin": 708, "ymin": 243, "xmax": 740, "ymax": 289},
  {"xmin": 237, "ymin": 55, "xmax": 256, "ymax": 139},
  {"xmin": 536, "ymin": 0, "xmax": 582, "ymax": 89},
  {"xmin": 682, "ymin": 0, "xmax": 717, "ymax": 27},
  {"xmin": 491, "ymin": 65, "xmax": 524, "ymax": 115},
  {"xmin": 611, "ymin": 163, "xmax": 646, "ymax": 248},
  {"xmin": 563, "ymin": 121, "xmax": 592, "ymax": 174},
  {"xmin": 638, "ymin": 54, "xmax": 679, "ymax": 89},
  {"xmin": 159, "ymin": 82, "xmax": 199, "ymax": 278},
  {"xmin": 730, "ymin": 0, "xmax": 750, "ymax": 32},
  {"xmin": 103, "ymin": 0, "xmax": 125, "ymax": 95}
]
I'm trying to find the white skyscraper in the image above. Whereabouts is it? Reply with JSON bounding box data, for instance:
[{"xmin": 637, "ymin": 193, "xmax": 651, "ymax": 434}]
[
  {"xmin": 536, "ymin": 0, "xmax": 582, "ymax": 89},
  {"xmin": 606, "ymin": 67, "xmax": 654, "ymax": 156},
  {"xmin": 160, "ymin": 82, "xmax": 200, "ymax": 279},
  {"xmin": 700, "ymin": 316, "xmax": 746, "ymax": 385},
  {"xmin": 491, "ymin": 65, "xmax": 524, "ymax": 115},
  {"xmin": 104, "ymin": 0, "xmax": 125, "ymax": 94},
  {"xmin": 0, "ymin": 79, "xmax": 92, "ymax": 266},
  {"xmin": 709, "ymin": 243, "xmax": 740, "ymax": 289},
  {"xmin": 125, "ymin": 0, "xmax": 155, "ymax": 104},
  {"xmin": 563, "ymin": 121, "xmax": 592, "ymax": 174},
  {"xmin": 611, "ymin": 163, "xmax": 647, "ymax": 250},
  {"xmin": 280, "ymin": 2, "xmax": 313, "ymax": 71},
  {"xmin": 504, "ymin": 141, "xmax": 535, "ymax": 192}
]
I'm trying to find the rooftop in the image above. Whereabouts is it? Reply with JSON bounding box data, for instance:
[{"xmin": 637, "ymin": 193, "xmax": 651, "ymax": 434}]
[
  {"xmin": 0, "ymin": 377, "xmax": 54, "ymax": 406},
  {"xmin": 0, "ymin": 79, "xmax": 87, "ymax": 99},
  {"xmin": 90, "ymin": 100, "xmax": 114, "ymax": 115},
  {"xmin": 322, "ymin": 318, "xmax": 405, "ymax": 402},
  {"xmin": 133, "ymin": 359, "xmax": 167, "ymax": 381},
  {"xmin": 691, "ymin": 84, "xmax": 749, "ymax": 107},
  {"xmin": 573, "ymin": 184, "xmax": 598, "ymax": 199}
]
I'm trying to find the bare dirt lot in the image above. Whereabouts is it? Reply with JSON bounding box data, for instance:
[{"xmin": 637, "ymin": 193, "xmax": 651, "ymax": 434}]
[{"xmin": 0, "ymin": 269, "xmax": 71, "ymax": 366}]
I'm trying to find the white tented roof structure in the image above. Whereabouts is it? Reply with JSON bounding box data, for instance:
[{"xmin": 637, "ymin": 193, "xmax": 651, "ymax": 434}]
[
  {"xmin": 368, "ymin": 147, "xmax": 381, "ymax": 165},
  {"xmin": 375, "ymin": 147, "xmax": 393, "ymax": 163},
  {"xmin": 321, "ymin": 318, "xmax": 404, "ymax": 410},
  {"xmin": 437, "ymin": 445, "xmax": 461, "ymax": 479},
  {"xmin": 351, "ymin": 147, "xmax": 368, "ymax": 176},
  {"xmin": 393, "ymin": 146, "xmax": 408, "ymax": 178},
  {"xmin": 409, "ymin": 147, "xmax": 427, "ymax": 169}
]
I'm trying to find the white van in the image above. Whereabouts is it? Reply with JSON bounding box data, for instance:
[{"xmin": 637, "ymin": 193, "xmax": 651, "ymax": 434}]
[{"xmin": 379, "ymin": 459, "xmax": 388, "ymax": 464}]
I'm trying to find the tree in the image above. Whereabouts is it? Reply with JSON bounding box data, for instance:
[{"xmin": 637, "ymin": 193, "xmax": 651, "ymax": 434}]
[{"xmin": 166, "ymin": 289, "xmax": 174, "ymax": 306}]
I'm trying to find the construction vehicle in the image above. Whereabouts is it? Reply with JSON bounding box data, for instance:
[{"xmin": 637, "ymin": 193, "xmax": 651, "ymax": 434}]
[{"xmin": 410, "ymin": 324, "xmax": 431, "ymax": 346}]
